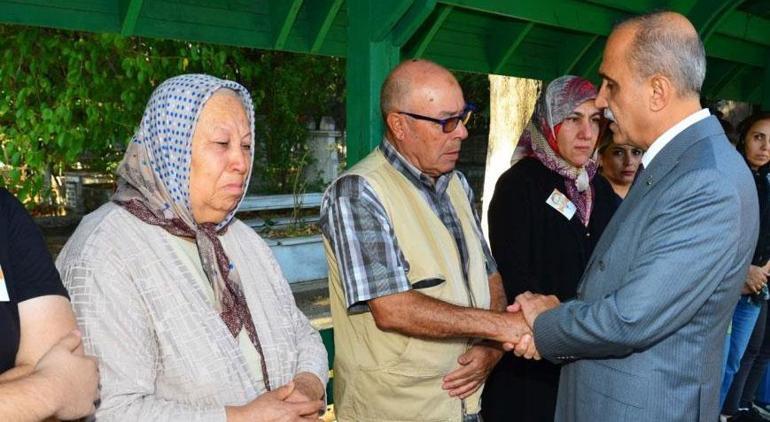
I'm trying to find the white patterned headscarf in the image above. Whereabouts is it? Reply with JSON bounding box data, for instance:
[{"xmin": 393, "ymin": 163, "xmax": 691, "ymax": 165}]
[{"xmin": 112, "ymin": 74, "xmax": 273, "ymax": 390}]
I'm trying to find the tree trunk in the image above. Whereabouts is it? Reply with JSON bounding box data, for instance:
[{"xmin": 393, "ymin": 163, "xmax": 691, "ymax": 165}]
[{"xmin": 481, "ymin": 75, "xmax": 541, "ymax": 241}]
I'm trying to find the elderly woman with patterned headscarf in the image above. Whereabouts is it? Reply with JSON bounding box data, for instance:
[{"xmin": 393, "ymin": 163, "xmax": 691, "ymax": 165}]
[
  {"xmin": 481, "ymin": 75, "xmax": 618, "ymax": 422},
  {"xmin": 56, "ymin": 74, "xmax": 327, "ymax": 421}
]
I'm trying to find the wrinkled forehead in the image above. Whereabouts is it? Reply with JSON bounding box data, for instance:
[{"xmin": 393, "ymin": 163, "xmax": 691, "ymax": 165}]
[{"xmin": 407, "ymin": 79, "xmax": 465, "ymax": 116}]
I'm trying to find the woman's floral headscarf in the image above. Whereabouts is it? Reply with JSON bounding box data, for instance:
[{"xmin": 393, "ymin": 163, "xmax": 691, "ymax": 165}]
[{"xmin": 511, "ymin": 75, "xmax": 599, "ymax": 226}]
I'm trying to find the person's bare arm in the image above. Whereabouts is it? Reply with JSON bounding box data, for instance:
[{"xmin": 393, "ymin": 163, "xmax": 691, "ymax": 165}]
[
  {"xmin": 440, "ymin": 272, "xmax": 508, "ymax": 398},
  {"xmin": 488, "ymin": 272, "xmax": 506, "ymax": 312},
  {"xmin": 368, "ymin": 290, "xmax": 528, "ymax": 344},
  {"xmin": 17, "ymin": 295, "xmax": 78, "ymax": 363},
  {"xmin": 0, "ymin": 362, "xmax": 31, "ymax": 382},
  {"xmin": 0, "ymin": 331, "xmax": 99, "ymax": 421},
  {"xmin": 374, "ymin": 279, "xmax": 518, "ymax": 400},
  {"xmin": 0, "ymin": 295, "xmax": 78, "ymax": 383},
  {"xmin": 0, "ymin": 371, "xmax": 55, "ymax": 421},
  {"xmin": 289, "ymin": 372, "xmax": 325, "ymax": 401},
  {"xmin": 284, "ymin": 372, "xmax": 327, "ymax": 418}
]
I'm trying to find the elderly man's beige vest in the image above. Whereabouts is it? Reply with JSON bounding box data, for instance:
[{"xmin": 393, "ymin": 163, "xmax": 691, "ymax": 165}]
[{"xmin": 324, "ymin": 149, "xmax": 491, "ymax": 422}]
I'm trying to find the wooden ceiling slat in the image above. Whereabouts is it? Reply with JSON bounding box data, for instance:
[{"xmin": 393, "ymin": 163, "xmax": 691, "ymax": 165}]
[
  {"xmin": 562, "ymin": 35, "xmax": 600, "ymax": 75},
  {"xmin": 404, "ymin": 4, "xmax": 453, "ymax": 59},
  {"xmin": 706, "ymin": 34, "xmax": 766, "ymax": 67},
  {"xmin": 715, "ymin": 10, "xmax": 770, "ymax": 47},
  {"xmin": 370, "ymin": 0, "xmax": 415, "ymax": 42},
  {"xmin": 440, "ymin": 0, "xmax": 623, "ymax": 36},
  {"xmin": 306, "ymin": 0, "xmax": 343, "ymax": 53},
  {"xmin": 119, "ymin": 0, "xmax": 143, "ymax": 35},
  {"xmin": 269, "ymin": 0, "xmax": 302, "ymax": 49},
  {"xmin": 0, "ymin": 1, "xmax": 118, "ymax": 32},
  {"xmin": 141, "ymin": 0, "xmax": 267, "ymax": 30},
  {"xmin": 487, "ymin": 21, "xmax": 533, "ymax": 74},
  {"xmin": 690, "ymin": 0, "xmax": 746, "ymax": 43},
  {"xmin": 391, "ymin": 0, "xmax": 438, "ymax": 47}
]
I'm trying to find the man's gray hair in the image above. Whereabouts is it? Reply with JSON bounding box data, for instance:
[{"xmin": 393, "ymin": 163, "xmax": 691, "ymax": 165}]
[
  {"xmin": 619, "ymin": 12, "xmax": 706, "ymax": 97},
  {"xmin": 380, "ymin": 72, "xmax": 410, "ymax": 122}
]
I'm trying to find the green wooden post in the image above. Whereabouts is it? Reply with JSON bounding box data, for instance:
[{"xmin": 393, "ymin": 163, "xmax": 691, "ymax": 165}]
[
  {"xmin": 345, "ymin": 0, "xmax": 436, "ymax": 167},
  {"xmin": 345, "ymin": 3, "xmax": 400, "ymax": 167}
]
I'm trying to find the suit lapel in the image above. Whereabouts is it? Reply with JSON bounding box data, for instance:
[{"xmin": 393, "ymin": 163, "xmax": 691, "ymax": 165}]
[{"xmin": 585, "ymin": 116, "xmax": 725, "ymax": 269}]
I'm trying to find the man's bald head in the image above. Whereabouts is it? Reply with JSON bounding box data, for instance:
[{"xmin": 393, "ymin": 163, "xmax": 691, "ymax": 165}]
[
  {"xmin": 380, "ymin": 59, "xmax": 460, "ymax": 121},
  {"xmin": 616, "ymin": 11, "xmax": 706, "ymax": 98}
]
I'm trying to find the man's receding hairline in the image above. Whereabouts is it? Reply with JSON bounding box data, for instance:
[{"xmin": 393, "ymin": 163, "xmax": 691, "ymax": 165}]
[{"xmin": 380, "ymin": 59, "xmax": 458, "ymax": 120}]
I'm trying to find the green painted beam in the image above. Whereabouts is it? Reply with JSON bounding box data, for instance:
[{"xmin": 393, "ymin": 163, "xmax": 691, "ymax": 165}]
[
  {"xmin": 702, "ymin": 63, "xmax": 740, "ymax": 99},
  {"xmin": 391, "ymin": 0, "xmax": 437, "ymax": 46},
  {"xmin": 713, "ymin": 64, "xmax": 746, "ymax": 98},
  {"xmin": 488, "ymin": 21, "xmax": 533, "ymax": 74},
  {"xmin": 307, "ymin": 0, "xmax": 343, "ymax": 53},
  {"xmin": 584, "ymin": 0, "xmax": 770, "ymax": 48},
  {"xmin": 584, "ymin": 0, "xmax": 697, "ymax": 14},
  {"xmin": 0, "ymin": 2, "xmax": 118, "ymax": 33},
  {"xmin": 716, "ymin": 67, "xmax": 764, "ymax": 103},
  {"xmin": 404, "ymin": 4, "xmax": 453, "ymax": 58},
  {"xmin": 690, "ymin": 0, "xmax": 745, "ymax": 44},
  {"xmin": 585, "ymin": 52, "xmax": 604, "ymax": 81},
  {"xmin": 562, "ymin": 35, "xmax": 600, "ymax": 75},
  {"xmin": 441, "ymin": 0, "xmax": 625, "ymax": 37},
  {"xmin": 119, "ymin": 0, "xmax": 143, "ymax": 36},
  {"xmin": 716, "ymin": 10, "xmax": 770, "ymax": 48},
  {"xmin": 748, "ymin": 81, "xmax": 764, "ymax": 107},
  {"xmin": 567, "ymin": 39, "xmax": 605, "ymax": 82},
  {"xmin": 706, "ymin": 35, "xmax": 766, "ymax": 67},
  {"xmin": 371, "ymin": 0, "xmax": 415, "ymax": 42},
  {"xmin": 760, "ymin": 54, "xmax": 770, "ymax": 111},
  {"xmin": 270, "ymin": 0, "xmax": 303, "ymax": 49}
]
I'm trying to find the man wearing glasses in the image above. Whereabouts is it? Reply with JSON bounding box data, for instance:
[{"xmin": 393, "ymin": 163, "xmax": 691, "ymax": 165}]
[{"xmin": 320, "ymin": 59, "xmax": 530, "ymax": 422}]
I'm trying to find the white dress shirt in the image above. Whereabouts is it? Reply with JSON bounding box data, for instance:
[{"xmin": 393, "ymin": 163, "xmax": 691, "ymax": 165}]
[{"xmin": 642, "ymin": 108, "xmax": 711, "ymax": 168}]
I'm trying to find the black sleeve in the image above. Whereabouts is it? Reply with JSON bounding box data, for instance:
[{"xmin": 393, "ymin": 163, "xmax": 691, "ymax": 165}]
[
  {"xmin": 487, "ymin": 166, "xmax": 538, "ymax": 304},
  {"xmin": 1, "ymin": 189, "xmax": 67, "ymax": 303},
  {"xmin": 589, "ymin": 174, "xmax": 621, "ymax": 248}
]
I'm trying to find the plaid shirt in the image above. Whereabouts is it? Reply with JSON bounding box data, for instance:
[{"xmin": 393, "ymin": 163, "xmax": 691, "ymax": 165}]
[{"xmin": 320, "ymin": 139, "xmax": 497, "ymax": 312}]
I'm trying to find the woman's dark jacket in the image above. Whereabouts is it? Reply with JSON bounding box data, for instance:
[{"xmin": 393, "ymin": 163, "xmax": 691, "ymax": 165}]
[
  {"xmin": 750, "ymin": 162, "xmax": 770, "ymax": 267},
  {"xmin": 480, "ymin": 157, "xmax": 618, "ymax": 422}
]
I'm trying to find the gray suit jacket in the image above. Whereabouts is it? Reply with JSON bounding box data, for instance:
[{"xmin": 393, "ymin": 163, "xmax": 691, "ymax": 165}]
[{"xmin": 533, "ymin": 116, "xmax": 759, "ymax": 421}]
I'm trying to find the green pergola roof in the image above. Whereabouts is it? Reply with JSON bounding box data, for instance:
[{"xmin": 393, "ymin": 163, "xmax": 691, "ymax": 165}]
[
  {"xmin": 2, "ymin": 0, "xmax": 769, "ymax": 162},
  {"xmin": 2, "ymin": 0, "xmax": 768, "ymax": 102}
]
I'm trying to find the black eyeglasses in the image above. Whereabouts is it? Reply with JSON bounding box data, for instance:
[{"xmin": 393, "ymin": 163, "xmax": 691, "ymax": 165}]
[{"xmin": 397, "ymin": 103, "xmax": 477, "ymax": 133}]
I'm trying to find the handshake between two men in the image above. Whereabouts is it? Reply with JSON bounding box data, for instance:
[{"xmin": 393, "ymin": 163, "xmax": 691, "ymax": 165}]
[
  {"xmin": 496, "ymin": 292, "xmax": 562, "ymax": 360},
  {"xmin": 438, "ymin": 291, "xmax": 562, "ymax": 400}
]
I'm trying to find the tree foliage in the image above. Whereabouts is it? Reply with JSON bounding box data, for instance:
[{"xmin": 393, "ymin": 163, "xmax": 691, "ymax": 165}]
[{"xmin": 0, "ymin": 25, "xmax": 345, "ymax": 208}]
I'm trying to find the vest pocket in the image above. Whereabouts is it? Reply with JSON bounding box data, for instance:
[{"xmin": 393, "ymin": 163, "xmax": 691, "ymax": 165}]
[
  {"xmin": 387, "ymin": 335, "xmax": 467, "ymax": 375},
  {"xmin": 355, "ymin": 364, "xmax": 457, "ymax": 421}
]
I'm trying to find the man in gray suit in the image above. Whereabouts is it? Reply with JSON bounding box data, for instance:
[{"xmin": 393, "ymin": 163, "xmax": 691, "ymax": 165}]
[{"xmin": 507, "ymin": 11, "xmax": 760, "ymax": 421}]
